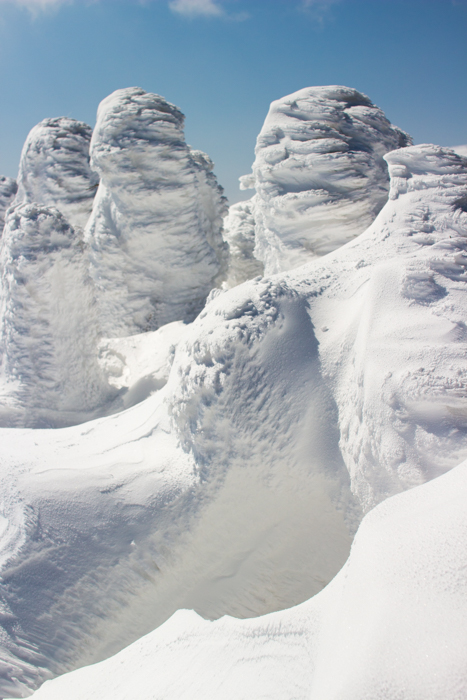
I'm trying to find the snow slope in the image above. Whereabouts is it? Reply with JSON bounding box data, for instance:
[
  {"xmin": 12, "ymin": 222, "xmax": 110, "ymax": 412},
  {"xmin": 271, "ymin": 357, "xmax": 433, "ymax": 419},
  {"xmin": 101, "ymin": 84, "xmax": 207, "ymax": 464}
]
[
  {"xmin": 26, "ymin": 456, "xmax": 467, "ymax": 700},
  {"xmin": 85, "ymin": 88, "xmax": 228, "ymax": 337},
  {"xmin": 0, "ymin": 177, "xmax": 17, "ymax": 225},
  {"xmin": 240, "ymin": 85, "xmax": 411, "ymax": 275},
  {"xmin": 0, "ymin": 143, "xmax": 465, "ymax": 696},
  {"xmin": 13, "ymin": 117, "xmax": 98, "ymax": 231}
]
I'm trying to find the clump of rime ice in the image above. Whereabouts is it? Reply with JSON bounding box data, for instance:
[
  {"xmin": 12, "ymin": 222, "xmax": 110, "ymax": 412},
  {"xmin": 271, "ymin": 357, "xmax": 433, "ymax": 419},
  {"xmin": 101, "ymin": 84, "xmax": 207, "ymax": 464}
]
[
  {"xmin": 0, "ymin": 176, "xmax": 17, "ymax": 224},
  {"xmin": 13, "ymin": 117, "xmax": 98, "ymax": 230},
  {"xmin": 85, "ymin": 87, "xmax": 228, "ymax": 337},
  {"xmin": 0, "ymin": 203, "xmax": 113, "ymax": 428},
  {"xmin": 222, "ymin": 200, "xmax": 263, "ymax": 287},
  {"xmin": 239, "ymin": 85, "xmax": 412, "ymax": 275}
]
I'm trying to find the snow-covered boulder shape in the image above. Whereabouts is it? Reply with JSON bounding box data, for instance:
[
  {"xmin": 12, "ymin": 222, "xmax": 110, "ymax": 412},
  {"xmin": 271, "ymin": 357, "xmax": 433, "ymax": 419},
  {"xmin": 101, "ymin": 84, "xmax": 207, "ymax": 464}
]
[
  {"xmin": 243, "ymin": 85, "xmax": 412, "ymax": 274},
  {"xmin": 14, "ymin": 117, "xmax": 98, "ymax": 230},
  {"xmin": 222, "ymin": 199, "xmax": 263, "ymax": 287},
  {"xmin": 27, "ymin": 458, "xmax": 467, "ymax": 700},
  {"xmin": 85, "ymin": 87, "xmax": 228, "ymax": 337},
  {"xmin": 0, "ymin": 144, "xmax": 466, "ymax": 696},
  {"xmin": 0, "ymin": 177, "xmax": 17, "ymax": 224},
  {"xmin": 0, "ymin": 204, "xmax": 113, "ymax": 428}
]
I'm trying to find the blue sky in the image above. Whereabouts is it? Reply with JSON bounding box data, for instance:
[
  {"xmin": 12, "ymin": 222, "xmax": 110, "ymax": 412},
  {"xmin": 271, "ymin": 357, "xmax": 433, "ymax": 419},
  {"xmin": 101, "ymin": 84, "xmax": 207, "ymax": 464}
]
[{"xmin": 0, "ymin": 0, "xmax": 466, "ymax": 203}]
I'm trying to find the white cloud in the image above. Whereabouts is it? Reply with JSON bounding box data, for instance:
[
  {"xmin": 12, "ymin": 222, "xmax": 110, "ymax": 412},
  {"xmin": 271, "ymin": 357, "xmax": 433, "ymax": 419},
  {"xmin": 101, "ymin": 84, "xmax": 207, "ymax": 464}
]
[
  {"xmin": 168, "ymin": 0, "xmax": 225, "ymax": 17},
  {"xmin": 300, "ymin": 0, "xmax": 342, "ymax": 23}
]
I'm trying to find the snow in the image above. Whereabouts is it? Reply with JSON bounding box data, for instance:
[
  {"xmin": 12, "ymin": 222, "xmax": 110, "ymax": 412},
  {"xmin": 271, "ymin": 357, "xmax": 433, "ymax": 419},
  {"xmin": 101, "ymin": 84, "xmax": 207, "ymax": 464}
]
[
  {"xmin": 0, "ymin": 139, "xmax": 465, "ymax": 697},
  {"xmin": 85, "ymin": 87, "xmax": 228, "ymax": 337},
  {"xmin": 13, "ymin": 117, "xmax": 98, "ymax": 231},
  {"xmin": 0, "ymin": 177, "xmax": 17, "ymax": 224},
  {"xmin": 25, "ymin": 457, "xmax": 467, "ymax": 700},
  {"xmin": 0, "ymin": 83, "xmax": 465, "ymax": 699},
  {"xmin": 241, "ymin": 85, "xmax": 411, "ymax": 275}
]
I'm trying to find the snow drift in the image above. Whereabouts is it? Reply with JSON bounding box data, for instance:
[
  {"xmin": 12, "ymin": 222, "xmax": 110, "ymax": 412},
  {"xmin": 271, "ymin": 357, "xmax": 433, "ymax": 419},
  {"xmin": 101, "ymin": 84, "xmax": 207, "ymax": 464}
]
[
  {"xmin": 85, "ymin": 87, "xmax": 228, "ymax": 337},
  {"xmin": 239, "ymin": 85, "xmax": 412, "ymax": 275},
  {"xmin": 0, "ymin": 142, "xmax": 466, "ymax": 697},
  {"xmin": 26, "ymin": 456, "xmax": 467, "ymax": 700},
  {"xmin": 13, "ymin": 117, "xmax": 98, "ymax": 231}
]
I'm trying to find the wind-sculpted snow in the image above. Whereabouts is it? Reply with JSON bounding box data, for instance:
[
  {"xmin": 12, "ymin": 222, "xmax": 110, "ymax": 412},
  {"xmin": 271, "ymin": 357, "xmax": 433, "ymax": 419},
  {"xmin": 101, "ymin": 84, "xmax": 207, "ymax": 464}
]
[
  {"xmin": 85, "ymin": 87, "xmax": 228, "ymax": 337},
  {"xmin": 28, "ymin": 458, "xmax": 467, "ymax": 700},
  {"xmin": 241, "ymin": 85, "xmax": 412, "ymax": 275},
  {"xmin": 222, "ymin": 200, "xmax": 263, "ymax": 287},
  {"xmin": 14, "ymin": 118, "xmax": 98, "ymax": 230},
  {"xmin": 0, "ymin": 177, "xmax": 17, "ymax": 224},
  {"xmin": 0, "ymin": 204, "xmax": 114, "ymax": 428},
  {"xmin": 0, "ymin": 144, "xmax": 466, "ymax": 696}
]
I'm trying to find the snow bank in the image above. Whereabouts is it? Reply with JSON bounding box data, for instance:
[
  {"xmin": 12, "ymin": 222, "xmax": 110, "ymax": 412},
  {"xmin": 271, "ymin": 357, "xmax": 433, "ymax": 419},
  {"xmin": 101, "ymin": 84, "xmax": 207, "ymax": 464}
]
[
  {"xmin": 0, "ymin": 143, "xmax": 465, "ymax": 696},
  {"xmin": 26, "ymin": 457, "xmax": 467, "ymax": 700},
  {"xmin": 85, "ymin": 87, "xmax": 228, "ymax": 337},
  {"xmin": 0, "ymin": 203, "xmax": 113, "ymax": 428},
  {"xmin": 14, "ymin": 117, "xmax": 98, "ymax": 230},
  {"xmin": 243, "ymin": 85, "xmax": 411, "ymax": 275},
  {"xmin": 0, "ymin": 177, "xmax": 17, "ymax": 224}
]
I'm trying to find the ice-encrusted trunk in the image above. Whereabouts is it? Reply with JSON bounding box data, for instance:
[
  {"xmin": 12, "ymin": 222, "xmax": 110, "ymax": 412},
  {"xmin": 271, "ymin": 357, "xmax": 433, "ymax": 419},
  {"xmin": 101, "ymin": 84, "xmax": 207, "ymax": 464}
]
[
  {"xmin": 0, "ymin": 176, "xmax": 17, "ymax": 225},
  {"xmin": 241, "ymin": 85, "xmax": 412, "ymax": 275},
  {"xmin": 14, "ymin": 117, "xmax": 98, "ymax": 230},
  {"xmin": 85, "ymin": 87, "xmax": 228, "ymax": 337},
  {"xmin": 0, "ymin": 204, "xmax": 113, "ymax": 428}
]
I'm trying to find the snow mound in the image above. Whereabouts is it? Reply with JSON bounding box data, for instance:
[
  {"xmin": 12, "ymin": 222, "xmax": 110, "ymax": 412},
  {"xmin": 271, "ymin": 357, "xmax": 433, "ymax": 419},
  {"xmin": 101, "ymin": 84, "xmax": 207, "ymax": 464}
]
[
  {"xmin": 26, "ymin": 457, "xmax": 467, "ymax": 700},
  {"xmin": 0, "ymin": 144, "xmax": 465, "ymax": 696},
  {"xmin": 222, "ymin": 199, "xmax": 263, "ymax": 287},
  {"xmin": 14, "ymin": 117, "xmax": 98, "ymax": 230},
  {"xmin": 243, "ymin": 85, "xmax": 412, "ymax": 274},
  {"xmin": 85, "ymin": 87, "xmax": 228, "ymax": 337},
  {"xmin": 0, "ymin": 177, "xmax": 17, "ymax": 224},
  {"xmin": 0, "ymin": 203, "xmax": 114, "ymax": 428}
]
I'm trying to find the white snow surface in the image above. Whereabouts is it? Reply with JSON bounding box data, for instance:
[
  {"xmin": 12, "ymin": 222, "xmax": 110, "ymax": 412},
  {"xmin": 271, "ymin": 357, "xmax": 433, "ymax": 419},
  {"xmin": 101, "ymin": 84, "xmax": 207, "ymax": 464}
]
[
  {"xmin": 242, "ymin": 85, "xmax": 412, "ymax": 275},
  {"xmin": 85, "ymin": 87, "xmax": 228, "ymax": 337},
  {"xmin": 13, "ymin": 118, "xmax": 98, "ymax": 231},
  {"xmin": 222, "ymin": 199, "xmax": 263, "ymax": 287},
  {"xmin": 0, "ymin": 203, "xmax": 115, "ymax": 428},
  {"xmin": 0, "ymin": 177, "xmax": 17, "ymax": 224},
  {"xmin": 0, "ymin": 143, "xmax": 465, "ymax": 696},
  {"xmin": 26, "ymin": 456, "xmax": 467, "ymax": 700}
]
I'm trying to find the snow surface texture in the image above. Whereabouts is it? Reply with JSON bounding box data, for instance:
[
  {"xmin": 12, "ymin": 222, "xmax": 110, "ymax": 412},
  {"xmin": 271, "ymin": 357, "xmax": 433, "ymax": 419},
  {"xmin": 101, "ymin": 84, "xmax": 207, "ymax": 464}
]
[
  {"xmin": 240, "ymin": 85, "xmax": 412, "ymax": 275},
  {"xmin": 0, "ymin": 177, "xmax": 17, "ymax": 224},
  {"xmin": 0, "ymin": 204, "xmax": 114, "ymax": 428},
  {"xmin": 13, "ymin": 118, "xmax": 98, "ymax": 231},
  {"xmin": 85, "ymin": 87, "xmax": 228, "ymax": 337},
  {"xmin": 0, "ymin": 143, "xmax": 466, "ymax": 696},
  {"xmin": 26, "ymin": 457, "xmax": 467, "ymax": 700},
  {"xmin": 222, "ymin": 199, "xmax": 263, "ymax": 287}
]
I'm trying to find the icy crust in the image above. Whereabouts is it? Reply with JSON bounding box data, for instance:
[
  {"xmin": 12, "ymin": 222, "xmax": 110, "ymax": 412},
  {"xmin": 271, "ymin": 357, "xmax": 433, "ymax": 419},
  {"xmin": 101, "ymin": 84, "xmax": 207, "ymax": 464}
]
[
  {"xmin": 0, "ymin": 145, "xmax": 466, "ymax": 695},
  {"xmin": 244, "ymin": 85, "xmax": 411, "ymax": 275},
  {"xmin": 14, "ymin": 118, "xmax": 98, "ymax": 230},
  {"xmin": 26, "ymin": 459, "xmax": 467, "ymax": 700},
  {"xmin": 0, "ymin": 204, "xmax": 114, "ymax": 428},
  {"xmin": 222, "ymin": 199, "xmax": 263, "ymax": 287},
  {"xmin": 0, "ymin": 177, "xmax": 17, "ymax": 224},
  {"xmin": 85, "ymin": 87, "xmax": 228, "ymax": 337}
]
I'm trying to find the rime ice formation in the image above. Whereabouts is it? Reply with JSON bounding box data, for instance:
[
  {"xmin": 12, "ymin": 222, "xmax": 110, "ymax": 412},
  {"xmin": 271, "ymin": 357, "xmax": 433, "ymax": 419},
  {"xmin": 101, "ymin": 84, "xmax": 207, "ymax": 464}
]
[
  {"xmin": 241, "ymin": 85, "xmax": 412, "ymax": 275},
  {"xmin": 0, "ymin": 177, "xmax": 17, "ymax": 224},
  {"xmin": 222, "ymin": 199, "xmax": 263, "ymax": 287},
  {"xmin": 0, "ymin": 204, "xmax": 113, "ymax": 428},
  {"xmin": 0, "ymin": 144, "xmax": 466, "ymax": 697},
  {"xmin": 452, "ymin": 144, "xmax": 467, "ymax": 158},
  {"xmin": 85, "ymin": 87, "xmax": 228, "ymax": 337},
  {"xmin": 28, "ymin": 458, "xmax": 467, "ymax": 700},
  {"xmin": 14, "ymin": 117, "xmax": 98, "ymax": 230}
]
